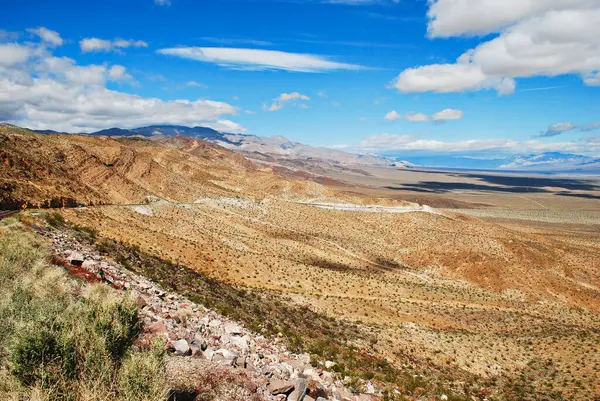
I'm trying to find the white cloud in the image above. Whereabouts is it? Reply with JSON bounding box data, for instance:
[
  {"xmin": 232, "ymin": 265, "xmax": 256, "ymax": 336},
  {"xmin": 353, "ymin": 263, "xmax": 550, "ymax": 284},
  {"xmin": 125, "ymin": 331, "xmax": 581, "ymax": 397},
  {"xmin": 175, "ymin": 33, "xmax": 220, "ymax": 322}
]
[
  {"xmin": 432, "ymin": 108, "xmax": 463, "ymax": 121},
  {"xmin": 264, "ymin": 103, "xmax": 284, "ymax": 112},
  {"xmin": 0, "ymin": 37, "xmax": 242, "ymax": 133},
  {"xmin": 265, "ymin": 92, "xmax": 311, "ymax": 112},
  {"xmin": 204, "ymin": 119, "xmax": 246, "ymax": 133},
  {"xmin": 155, "ymin": 0, "xmax": 171, "ymax": 5},
  {"xmin": 277, "ymin": 92, "xmax": 310, "ymax": 102},
  {"xmin": 80, "ymin": 37, "xmax": 148, "ymax": 53},
  {"xmin": 333, "ymin": 133, "xmax": 598, "ymax": 154},
  {"xmin": 157, "ymin": 47, "xmax": 364, "ymax": 73},
  {"xmin": 317, "ymin": 90, "xmax": 327, "ymax": 97},
  {"xmin": 427, "ymin": 0, "xmax": 595, "ymax": 38},
  {"xmin": 27, "ymin": 27, "xmax": 63, "ymax": 47},
  {"xmin": 584, "ymin": 72, "xmax": 600, "ymax": 86},
  {"xmin": 393, "ymin": 63, "xmax": 512, "ymax": 95},
  {"xmin": 395, "ymin": 2, "xmax": 600, "ymax": 94},
  {"xmin": 0, "ymin": 44, "xmax": 33, "ymax": 68},
  {"xmin": 538, "ymin": 121, "xmax": 600, "ymax": 137},
  {"xmin": 384, "ymin": 110, "xmax": 402, "ymax": 121},
  {"xmin": 80, "ymin": 38, "xmax": 112, "ymax": 52},
  {"xmin": 108, "ymin": 65, "xmax": 133, "ymax": 82},
  {"xmin": 386, "ymin": 110, "xmax": 455, "ymax": 123},
  {"xmin": 406, "ymin": 112, "xmax": 429, "ymax": 122},
  {"xmin": 186, "ymin": 80, "xmax": 205, "ymax": 87}
]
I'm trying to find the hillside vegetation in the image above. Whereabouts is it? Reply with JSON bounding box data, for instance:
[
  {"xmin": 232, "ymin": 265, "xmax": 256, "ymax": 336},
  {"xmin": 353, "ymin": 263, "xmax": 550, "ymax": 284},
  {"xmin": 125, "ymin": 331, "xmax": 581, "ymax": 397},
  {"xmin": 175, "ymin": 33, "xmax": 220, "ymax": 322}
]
[{"xmin": 0, "ymin": 219, "xmax": 168, "ymax": 401}]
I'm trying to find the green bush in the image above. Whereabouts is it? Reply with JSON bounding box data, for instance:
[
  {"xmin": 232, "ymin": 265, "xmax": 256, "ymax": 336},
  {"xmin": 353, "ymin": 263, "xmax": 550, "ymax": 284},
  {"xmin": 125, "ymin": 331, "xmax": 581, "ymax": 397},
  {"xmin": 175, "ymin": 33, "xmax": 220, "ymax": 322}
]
[
  {"xmin": 118, "ymin": 339, "xmax": 169, "ymax": 401},
  {"xmin": 0, "ymin": 224, "xmax": 168, "ymax": 401}
]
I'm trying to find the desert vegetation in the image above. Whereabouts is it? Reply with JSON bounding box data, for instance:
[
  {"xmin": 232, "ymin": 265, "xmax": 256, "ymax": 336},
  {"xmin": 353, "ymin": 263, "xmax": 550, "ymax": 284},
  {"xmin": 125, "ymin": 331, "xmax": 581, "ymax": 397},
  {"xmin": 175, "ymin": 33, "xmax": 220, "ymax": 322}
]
[{"xmin": 0, "ymin": 218, "xmax": 168, "ymax": 401}]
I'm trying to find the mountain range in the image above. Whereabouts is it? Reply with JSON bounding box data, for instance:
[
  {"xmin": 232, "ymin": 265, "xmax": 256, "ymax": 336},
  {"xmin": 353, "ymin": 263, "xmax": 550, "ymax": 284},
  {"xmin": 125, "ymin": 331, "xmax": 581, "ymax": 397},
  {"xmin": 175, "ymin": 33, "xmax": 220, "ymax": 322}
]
[
  {"xmin": 32, "ymin": 124, "xmax": 600, "ymax": 172},
  {"xmin": 43, "ymin": 125, "xmax": 403, "ymax": 168},
  {"xmin": 384, "ymin": 152, "xmax": 600, "ymax": 172}
]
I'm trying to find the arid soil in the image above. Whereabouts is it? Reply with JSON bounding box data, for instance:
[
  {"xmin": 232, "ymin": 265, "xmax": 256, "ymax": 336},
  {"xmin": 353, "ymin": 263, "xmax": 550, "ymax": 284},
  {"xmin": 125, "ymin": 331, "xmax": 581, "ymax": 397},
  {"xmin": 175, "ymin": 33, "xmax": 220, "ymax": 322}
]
[{"xmin": 3, "ymin": 126, "xmax": 600, "ymax": 399}]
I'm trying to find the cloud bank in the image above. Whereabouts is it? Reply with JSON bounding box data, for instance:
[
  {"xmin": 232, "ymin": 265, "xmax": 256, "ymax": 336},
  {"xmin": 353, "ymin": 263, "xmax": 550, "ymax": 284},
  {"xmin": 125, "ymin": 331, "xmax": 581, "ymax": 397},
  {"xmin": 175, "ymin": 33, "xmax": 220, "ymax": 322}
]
[
  {"xmin": 394, "ymin": 0, "xmax": 600, "ymax": 95},
  {"xmin": 0, "ymin": 29, "xmax": 243, "ymax": 133}
]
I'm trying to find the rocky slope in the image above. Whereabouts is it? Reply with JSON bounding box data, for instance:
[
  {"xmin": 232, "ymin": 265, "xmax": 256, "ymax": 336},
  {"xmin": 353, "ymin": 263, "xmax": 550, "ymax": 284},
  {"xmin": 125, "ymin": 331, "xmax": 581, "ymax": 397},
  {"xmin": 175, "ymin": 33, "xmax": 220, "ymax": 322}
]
[{"xmin": 39, "ymin": 222, "xmax": 384, "ymax": 401}]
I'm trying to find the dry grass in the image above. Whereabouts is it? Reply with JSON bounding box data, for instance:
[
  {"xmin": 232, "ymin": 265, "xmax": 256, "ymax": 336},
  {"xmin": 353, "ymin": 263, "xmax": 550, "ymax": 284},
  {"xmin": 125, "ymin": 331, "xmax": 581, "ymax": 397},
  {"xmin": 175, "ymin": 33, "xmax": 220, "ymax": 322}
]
[{"xmin": 0, "ymin": 219, "xmax": 169, "ymax": 401}]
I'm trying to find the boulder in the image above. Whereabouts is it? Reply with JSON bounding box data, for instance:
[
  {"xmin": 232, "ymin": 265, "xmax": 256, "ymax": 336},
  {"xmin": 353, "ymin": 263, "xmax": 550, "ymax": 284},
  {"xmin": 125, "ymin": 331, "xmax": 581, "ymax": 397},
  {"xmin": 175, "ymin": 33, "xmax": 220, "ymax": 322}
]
[
  {"xmin": 230, "ymin": 334, "xmax": 249, "ymax": 350},
  {"xmin": 192, "ymin": 332, "xmax": 207, "ymax": 350},
  {"xmin": 203, "ymin": 348, "xmax": 216, "ymax": 360},
  {"xmin": 267, "ymin": 379, "xmax": 295, "ymax": 395},
  {"xmin": 224, "ymin": 322, "xmax": 243, "ymax": 335},
  {"xmin": 173, "ymin": 339, "xmax": 190, "ymax": 356},
  {"xmin": 288, "ymin": 378, "xmax": 308, "ymax": 401},
  {"xmin": 68, "ymin": 251, "xmax": 84, "ymax": 265}
]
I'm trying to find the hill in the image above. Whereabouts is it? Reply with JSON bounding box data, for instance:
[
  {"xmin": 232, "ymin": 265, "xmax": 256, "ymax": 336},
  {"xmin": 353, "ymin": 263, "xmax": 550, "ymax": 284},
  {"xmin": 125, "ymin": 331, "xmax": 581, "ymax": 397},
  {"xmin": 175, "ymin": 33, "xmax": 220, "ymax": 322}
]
[{"xmin": 0, "ymin": 124, "xmax": 340, "ymax": 209}]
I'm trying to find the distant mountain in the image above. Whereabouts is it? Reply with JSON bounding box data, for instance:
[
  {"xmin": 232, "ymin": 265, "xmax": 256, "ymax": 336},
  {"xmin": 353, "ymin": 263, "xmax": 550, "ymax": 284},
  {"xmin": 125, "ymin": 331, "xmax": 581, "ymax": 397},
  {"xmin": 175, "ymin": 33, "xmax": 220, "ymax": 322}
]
[
  {"xmin": 389, "ymin": 152, "xmax": 600, "ymax": 172},
  {"xmin": 213, "ymin": 133, "xmax": 399, "ymax": 167},
  {"xmin": 499, "ymin": 152, "xmax": 600, "ymax": 171},
  {"xmin": 37, "ymin": 124, "xmax": 398, "ymax": 168},
  {"xmin": 91, "ymin": 127, "xmax": 141, "ymax": 137}
]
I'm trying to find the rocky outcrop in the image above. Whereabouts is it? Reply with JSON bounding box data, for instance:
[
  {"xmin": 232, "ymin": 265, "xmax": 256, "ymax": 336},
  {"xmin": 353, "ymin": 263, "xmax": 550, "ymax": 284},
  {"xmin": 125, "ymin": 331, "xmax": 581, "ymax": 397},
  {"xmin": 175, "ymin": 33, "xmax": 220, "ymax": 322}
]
[{"xmin": 41, "ymin": 226, "xmax": 382, "ymax": 401}]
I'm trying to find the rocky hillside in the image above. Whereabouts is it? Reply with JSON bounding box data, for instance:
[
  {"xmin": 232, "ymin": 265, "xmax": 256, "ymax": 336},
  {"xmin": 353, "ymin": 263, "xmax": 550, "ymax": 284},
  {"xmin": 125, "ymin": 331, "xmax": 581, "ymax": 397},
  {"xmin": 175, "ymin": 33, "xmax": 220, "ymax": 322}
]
[
  {"xmin": 0, "ymin": 124, "xmax": 339, "ymax": 209},
  {"xmin": 42, "ymin": 221, "xmax": 381, "ymax": 401}
]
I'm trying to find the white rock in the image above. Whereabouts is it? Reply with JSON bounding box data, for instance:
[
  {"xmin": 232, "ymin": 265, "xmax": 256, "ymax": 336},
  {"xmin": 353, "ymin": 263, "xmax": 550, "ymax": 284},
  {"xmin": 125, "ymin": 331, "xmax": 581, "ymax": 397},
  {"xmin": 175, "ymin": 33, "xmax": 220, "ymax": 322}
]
[
  {"xmin": 215, "ymin": 348, "xmax": 237, "ymax": 360},
  {"xmin": 173, "ymin": 339, "xmax": 190, "ymax": 356},
  {"xmin": 224, "ymin": 322, "xmax": 243, "ymax": 335},
  {"xmin": 230, "ymin": 335, "xmax": 249, "ymax": 350}
]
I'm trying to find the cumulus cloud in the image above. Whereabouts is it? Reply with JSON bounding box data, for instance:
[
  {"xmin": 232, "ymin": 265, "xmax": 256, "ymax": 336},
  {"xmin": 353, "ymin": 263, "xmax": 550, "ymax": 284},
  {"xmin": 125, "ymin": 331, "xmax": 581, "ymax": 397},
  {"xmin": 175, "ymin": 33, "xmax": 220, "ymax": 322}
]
[
  {"xmin": 395, "ymin": 1, "xmax": 600, "ymax": 94},
  {"xmin": 107, "ymin": 65, "xmax": 133, "ymax": 82},
  {"xmin": 186, "ymin": 81, "xmax": 205, "ymax": 87},
  {"xmin": 583, "ymin": 72, "xmax": 600, "ymax": 86},
  {"xmin": 264, "ymin": 92, "xmax": 311, "ymax": 112},
  {"xmin": 432, "ymin": 108, "xmax": 463, "ymax": 121},
  {"xmin": 384, "ymin": 111, "xmax": 402, "ymax": 121},
  {"xmin": 80, "ymin": 37, "xmax": 148, "ymax": 53},
  {"xmin": 157, "ymin": 47, "xmax": 364, "ymax": 73},
  {"xmin": 385, "ymin": 110, "xmax": 457, "ymax": 123},
  {"xmin": 0, "ymin": 44, "xmax": 33, "ymax": 68},
  {"xmin": 277, "ymin": 92, "xmax": 310, "ymax": 102},
  {"xmin": 0, "ymin": 35, "xmax": 242, "ymax": 133},
  {"xmin": 427, "ymin": 0, "xmax": 595, "ymax": 38},
  {"xmin": 406, "ymin": 112, "xmax": 429, "ymax": 122},
  {"xmin": 27, "ymin": 27, "xmax": 63, "ymax": 47},
  {"xmin": 537, "ymin": 121, "xmax": 600, "ymax": 137}
]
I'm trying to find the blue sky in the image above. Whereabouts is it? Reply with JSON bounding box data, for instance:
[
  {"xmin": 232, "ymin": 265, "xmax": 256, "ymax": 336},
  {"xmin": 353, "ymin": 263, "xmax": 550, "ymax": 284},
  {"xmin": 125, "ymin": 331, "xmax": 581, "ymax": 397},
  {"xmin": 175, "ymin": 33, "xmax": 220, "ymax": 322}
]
[{"xmin": 1, "ymin": 0, "xmax": 599, "ymax": 158}]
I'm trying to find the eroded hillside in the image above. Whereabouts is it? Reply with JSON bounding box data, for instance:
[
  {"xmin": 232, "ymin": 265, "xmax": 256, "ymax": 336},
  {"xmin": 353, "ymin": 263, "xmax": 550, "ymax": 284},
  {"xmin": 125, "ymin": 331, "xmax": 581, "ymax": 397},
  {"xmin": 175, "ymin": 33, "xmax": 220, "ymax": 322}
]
[{"xmin": 0, "ymin": 124, "xmax": 340, "ymax": 208}]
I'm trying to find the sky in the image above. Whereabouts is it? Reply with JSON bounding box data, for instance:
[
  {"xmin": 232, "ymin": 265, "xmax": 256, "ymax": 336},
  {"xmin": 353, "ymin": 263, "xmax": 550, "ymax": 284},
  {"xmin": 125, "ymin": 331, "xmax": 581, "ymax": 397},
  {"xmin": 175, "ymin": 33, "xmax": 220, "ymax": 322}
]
[{"xmin": 1, "ymin": 0, "xmax": 599, "ymax": 160}]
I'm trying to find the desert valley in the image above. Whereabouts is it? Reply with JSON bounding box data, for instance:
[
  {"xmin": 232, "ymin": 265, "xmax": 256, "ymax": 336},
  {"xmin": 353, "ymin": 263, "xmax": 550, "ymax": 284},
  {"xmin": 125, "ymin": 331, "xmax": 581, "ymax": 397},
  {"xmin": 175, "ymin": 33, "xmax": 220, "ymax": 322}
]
[{"xmin": 1, "ymin": 124, "xmax": 599, "ymax": 400}]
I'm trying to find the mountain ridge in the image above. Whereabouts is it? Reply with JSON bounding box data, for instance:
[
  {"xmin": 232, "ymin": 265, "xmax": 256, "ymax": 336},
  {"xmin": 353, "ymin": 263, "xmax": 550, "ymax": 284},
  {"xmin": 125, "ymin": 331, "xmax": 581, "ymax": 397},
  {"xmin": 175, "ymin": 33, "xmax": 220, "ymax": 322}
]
[{"xmin": 31, "ymin": 124, "xmax": 401, "ymax": 168}]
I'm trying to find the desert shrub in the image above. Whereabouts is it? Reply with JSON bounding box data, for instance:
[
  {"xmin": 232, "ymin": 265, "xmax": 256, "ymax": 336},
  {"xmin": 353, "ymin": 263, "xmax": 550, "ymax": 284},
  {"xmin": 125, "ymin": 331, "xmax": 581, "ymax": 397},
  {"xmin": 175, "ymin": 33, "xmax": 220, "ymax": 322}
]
[
  {"xmin": 118, "ymin": 339, "xmax": 169, "ymax": 401},
  {"xmin": 44, "ymin": 212, "xmax": 65, "ymax": 228},
  {"xmin": 0, "ymin": 224, "xmax": 168, "ymax": 401}
]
